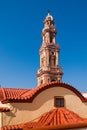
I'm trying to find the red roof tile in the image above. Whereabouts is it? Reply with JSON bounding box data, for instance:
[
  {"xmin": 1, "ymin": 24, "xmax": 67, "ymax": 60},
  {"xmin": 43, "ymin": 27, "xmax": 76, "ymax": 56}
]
[
  {"xmin": 0, "ymin": 107, "xmax": 10, "ymax": 112},
  {"xmin": 20, "ymin": 82, "xmax": 87, "ymax": 102},
  {"xmin": 24, "ymin": 108, "xmax": 87, "ymax": 127},
  {"xmin": 0, "ymin": 88, "xmax": 30, "ymax": 102},
  {"xmin": 0, "ymin": 82, "xmax": 87, "ymax": 103},
  {"xmin": 23, "ymin": 123, "xmax": 87, "ymax": 130},
  {"xmin": 1, "ymin": 108, "xmax": 87, "ymax": 130}
]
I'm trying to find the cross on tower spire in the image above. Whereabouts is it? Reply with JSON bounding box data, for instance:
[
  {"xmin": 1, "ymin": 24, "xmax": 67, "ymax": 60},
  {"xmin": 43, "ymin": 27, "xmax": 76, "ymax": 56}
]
[{"xmin": 48, "ymin": 9, "xmax": 50, "ymax": 14}]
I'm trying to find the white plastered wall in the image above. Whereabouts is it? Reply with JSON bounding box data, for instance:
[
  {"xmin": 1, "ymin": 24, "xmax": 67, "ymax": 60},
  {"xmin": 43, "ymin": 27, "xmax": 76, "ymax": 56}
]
[{"xmin": 0, "ymin": 101, "xmax": 10, "ymax": 127}]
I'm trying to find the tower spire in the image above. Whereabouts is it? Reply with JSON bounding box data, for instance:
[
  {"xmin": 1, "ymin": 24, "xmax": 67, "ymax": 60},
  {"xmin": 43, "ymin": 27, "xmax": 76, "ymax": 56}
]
[{"xmin": 37, "ymin": 13, "xmax": 63, "ymax": 86}]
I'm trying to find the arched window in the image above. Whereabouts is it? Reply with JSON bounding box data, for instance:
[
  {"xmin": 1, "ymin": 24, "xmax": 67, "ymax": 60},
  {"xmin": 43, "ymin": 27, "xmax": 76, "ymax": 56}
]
[
  {"xmin": 50, "ymin": 36, "xmax": 53, "ymax": 43},
  {"xmin": 40, "ymin": 80, "xmax": 43, "ymax": 84},
  {"xmin": 48, "ymin": 78, "xmax": 50, "ymax": 82},
  {"xmin": 51, "ymin": 79, "xmax": 55, "ymax": 82},
  {"xmin": 49, "ymin": 51, "xmax": 56, "ymax": 66}
]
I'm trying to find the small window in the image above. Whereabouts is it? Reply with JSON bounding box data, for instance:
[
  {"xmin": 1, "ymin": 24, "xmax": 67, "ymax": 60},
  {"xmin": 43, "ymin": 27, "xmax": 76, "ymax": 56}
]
[
  {"xmin": 48, "ymin": 79, "xmax": 50, "ymax": 82},
  {"xmin": 51, "ymin": 51, "xmax": 54, "ymax": 55},
  {"xmin": 41, "ymin": 58, "xmax": 44, "ymax": 66},
  {"xmin": 54, "ymin": 97, "xmax": 64, "ymax": 107},
  {"xmin": 50, "ymin": 37, "xmax": 53, "ymax": 43},
  {"xmin": 41, "ymin": 80, "xmax": 43, "ymax": 84},
  {"xmin": 51, "ymin": 79, "xmax": 55, "ymax": 82}
]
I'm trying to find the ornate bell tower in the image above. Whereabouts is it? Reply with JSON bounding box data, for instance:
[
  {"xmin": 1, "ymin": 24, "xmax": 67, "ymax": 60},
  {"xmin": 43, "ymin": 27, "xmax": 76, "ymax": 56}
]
[{"xmin": 37, "ymin": 13, "xmax": 63, "ymax": 85}]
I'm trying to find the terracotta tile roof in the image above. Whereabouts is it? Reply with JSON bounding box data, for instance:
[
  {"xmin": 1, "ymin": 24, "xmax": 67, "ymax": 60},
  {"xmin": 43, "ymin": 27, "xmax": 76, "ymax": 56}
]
[
  {"xmin": 0, "ymin": 88, "xmax": 30, "ymax": 102},
  {"xmin": 1, "ymin": 124, "xmax": 23, "ymax": 130},
  {"xmin": 0, "ymin": 107, "xmax": 10, "ymax": 112},
  {"xmin": 1, "ymin": 108, "xmax": 87, "ymax": 130},
  {"xmin": 19, "ymin": 82, "xmax": 87, "ymax": 102},
  {"xmin": 23, "ymin": 107, "xmax": 87, "ymax": 128},
  {"xmin": 23, "ymin": 123, "xmax": 87, "ymax": 130},
  {"xmin": 0, "ymin": 82, "xmax": 87, "ymax": 103}
]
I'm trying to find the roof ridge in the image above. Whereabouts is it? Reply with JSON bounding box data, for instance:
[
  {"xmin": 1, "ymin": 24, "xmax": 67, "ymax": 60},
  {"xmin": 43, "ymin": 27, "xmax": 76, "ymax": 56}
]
[
  {"xmin": 21, "ymin": 82, "xmax": 87, "ymax": 102},
  {"xmin": 1, "ymin": 82, "xmax": 87, "ymax": 103}
]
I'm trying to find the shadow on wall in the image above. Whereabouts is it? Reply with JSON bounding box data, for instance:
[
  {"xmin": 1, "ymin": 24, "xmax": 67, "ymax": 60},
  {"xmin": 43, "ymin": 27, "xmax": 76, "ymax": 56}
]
[
  {"xmin": 4, "ymin": 107, "xmax": 16, "ymax": 126},
  {"xmin": 8, "ymin": 87, "xmax": 81, "ymax": 111}
]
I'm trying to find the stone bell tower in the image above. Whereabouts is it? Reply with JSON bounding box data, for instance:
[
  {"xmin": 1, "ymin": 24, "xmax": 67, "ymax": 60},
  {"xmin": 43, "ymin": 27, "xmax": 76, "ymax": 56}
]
[{"xmin": 37, "ymin": 13, "xmax": 63, "ymax": 86}]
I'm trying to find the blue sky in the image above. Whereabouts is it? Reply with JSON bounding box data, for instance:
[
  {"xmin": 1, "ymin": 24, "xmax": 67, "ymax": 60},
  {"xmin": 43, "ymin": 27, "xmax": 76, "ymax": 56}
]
[{"xmin": 0, "ymin": 0, "xmax": 87, "ymax": 92}]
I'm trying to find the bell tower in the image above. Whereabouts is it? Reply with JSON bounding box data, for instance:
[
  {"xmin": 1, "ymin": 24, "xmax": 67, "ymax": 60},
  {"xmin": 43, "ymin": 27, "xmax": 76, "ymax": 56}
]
[{"xmin": 37, "ymin": 13, "xmax": 63, "ymax": 85}]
